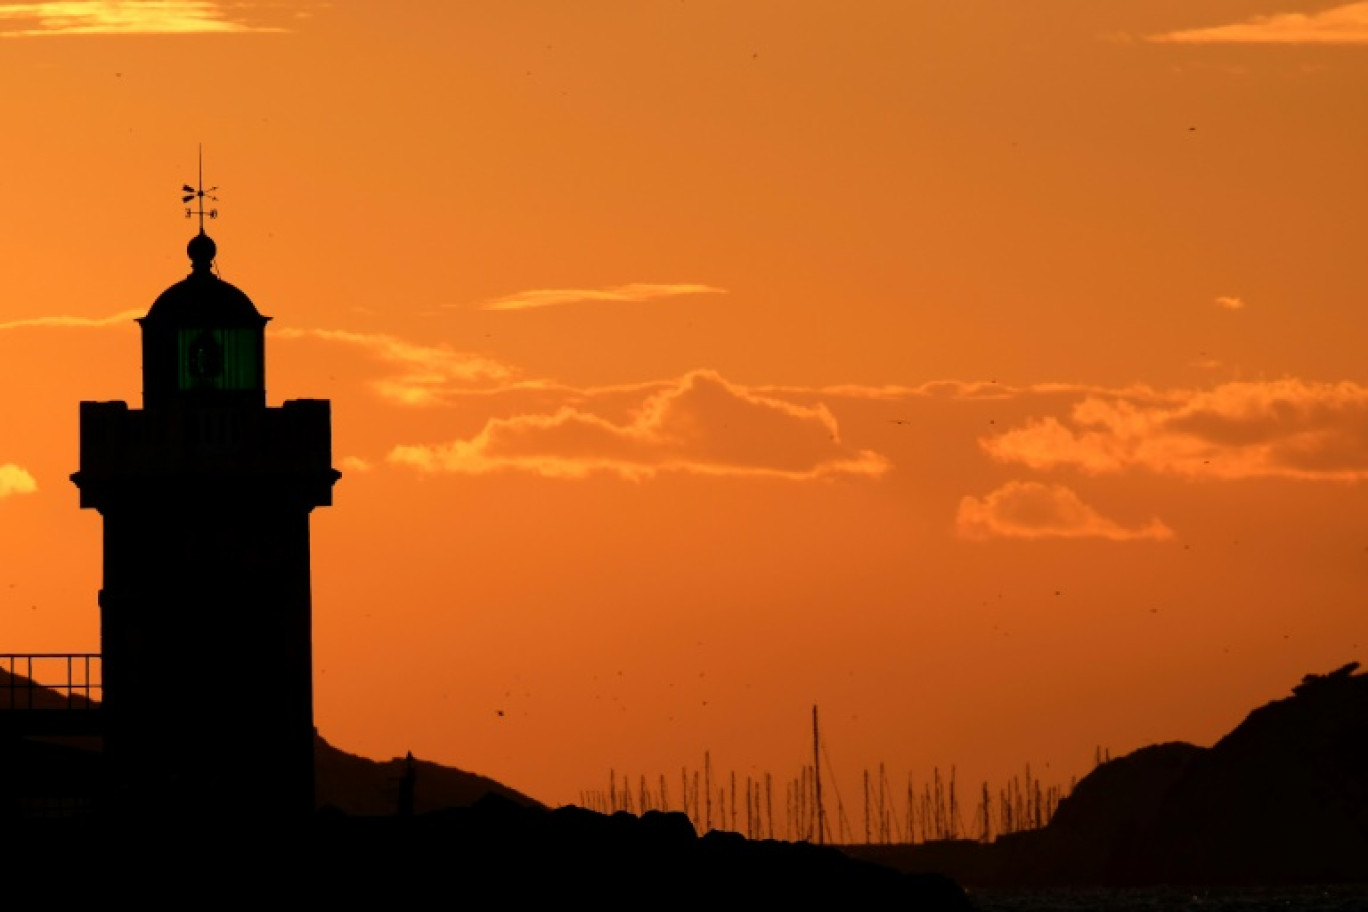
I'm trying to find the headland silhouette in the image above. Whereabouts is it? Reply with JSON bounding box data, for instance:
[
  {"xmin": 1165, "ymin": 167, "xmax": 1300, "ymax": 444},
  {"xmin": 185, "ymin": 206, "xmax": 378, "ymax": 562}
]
[{"xmin": 846, "ymin": 662, "xmax": 1368, "ymax": 888}]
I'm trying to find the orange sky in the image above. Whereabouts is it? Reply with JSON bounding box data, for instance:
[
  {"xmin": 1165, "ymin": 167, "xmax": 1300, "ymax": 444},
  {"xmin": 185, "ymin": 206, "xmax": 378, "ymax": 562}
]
[{"xmin": 2, "ymin": 1, "xmax": 1367, "ymax": 818}]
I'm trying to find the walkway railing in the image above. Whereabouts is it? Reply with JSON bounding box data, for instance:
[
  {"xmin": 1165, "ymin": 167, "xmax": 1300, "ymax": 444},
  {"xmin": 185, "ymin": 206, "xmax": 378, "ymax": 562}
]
[{"xmin": 1, "ymin": 654, "xmax": 102, "ymax": 710}]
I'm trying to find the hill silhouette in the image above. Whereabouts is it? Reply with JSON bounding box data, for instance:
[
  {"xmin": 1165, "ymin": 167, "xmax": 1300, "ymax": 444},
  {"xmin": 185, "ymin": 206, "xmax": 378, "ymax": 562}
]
[
  {"xmin": 849, "ymin": 662, "xmax": 1368, "ymax": 886},
  {"xmin": 0, "ymin": 664, "xmax": 96, "ymax": 710},
  {"xmin": 314, "ymin": 733, "xmax": 542, "ymax": 814},
  {"xmin": 1133, "ymin": 662, "xmax": 1368, "ymax": 883},
  {"xmin": 0, "ymin": 664, "xmax": 538, "ymax": 814}
]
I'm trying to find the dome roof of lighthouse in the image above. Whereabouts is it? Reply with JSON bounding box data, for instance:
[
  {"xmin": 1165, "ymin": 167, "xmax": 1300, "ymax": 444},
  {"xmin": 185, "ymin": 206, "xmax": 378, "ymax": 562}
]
[{"xmin": 141, "ymin": 232, "xmax": 268, "ymax": 328}]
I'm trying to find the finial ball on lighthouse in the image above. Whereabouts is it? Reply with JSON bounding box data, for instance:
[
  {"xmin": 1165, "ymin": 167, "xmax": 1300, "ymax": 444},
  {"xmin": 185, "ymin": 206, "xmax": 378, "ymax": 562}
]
[{"xmin": 188, "ymin": 232, "xmax": 217, "ymax": 273}]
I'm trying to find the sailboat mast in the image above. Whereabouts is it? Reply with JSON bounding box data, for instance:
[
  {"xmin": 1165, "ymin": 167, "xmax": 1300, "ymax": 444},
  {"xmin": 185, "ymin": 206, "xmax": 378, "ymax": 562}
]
[{"xmin": 812, "ymin": 704, "xmax": 825, "ymax": 844}]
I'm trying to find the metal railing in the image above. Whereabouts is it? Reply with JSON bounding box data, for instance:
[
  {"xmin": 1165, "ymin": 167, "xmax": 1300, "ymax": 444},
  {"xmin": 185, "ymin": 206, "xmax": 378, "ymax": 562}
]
[{"xmin": 1, "ymin": 654, "xmax": 102, "ymax": 709}]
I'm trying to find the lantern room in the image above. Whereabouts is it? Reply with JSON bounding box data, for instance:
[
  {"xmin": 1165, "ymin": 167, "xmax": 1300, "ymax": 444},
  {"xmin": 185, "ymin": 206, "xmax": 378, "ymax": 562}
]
[{"xmin": 137, "ymin": 231, "xmax": 268, "ymax": 409}]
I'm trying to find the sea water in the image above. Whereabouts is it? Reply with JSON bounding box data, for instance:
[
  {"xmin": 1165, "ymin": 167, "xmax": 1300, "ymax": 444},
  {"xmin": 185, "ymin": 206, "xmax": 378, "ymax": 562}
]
[{"xmin": 965, "ymin": 884, "xmax": 1368, "ymax": 912}]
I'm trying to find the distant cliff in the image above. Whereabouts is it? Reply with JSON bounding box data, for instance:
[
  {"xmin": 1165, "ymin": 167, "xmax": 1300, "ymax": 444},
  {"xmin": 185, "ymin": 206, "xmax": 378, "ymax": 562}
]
[
  {"xmin": 849, "ymin": 662, "xmax": 1368, "ymax": 886},
  {"xmin": 1133, "ymin": 662, "xmax": 1368, "ymax": 883}
]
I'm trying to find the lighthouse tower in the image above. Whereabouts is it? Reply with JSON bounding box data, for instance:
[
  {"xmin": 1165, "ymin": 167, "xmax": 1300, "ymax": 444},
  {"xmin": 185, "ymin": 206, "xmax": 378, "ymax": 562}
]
[{"xmin": 70, "ymin": 182, "xmax": 340, "ymax": 818}]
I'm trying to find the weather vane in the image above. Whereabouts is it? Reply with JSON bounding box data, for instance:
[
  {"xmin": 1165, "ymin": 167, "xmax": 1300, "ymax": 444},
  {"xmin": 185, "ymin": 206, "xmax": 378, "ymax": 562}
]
[{"xmin": 181, "ymin": 144, "xmax": 218, "ymax": 233}]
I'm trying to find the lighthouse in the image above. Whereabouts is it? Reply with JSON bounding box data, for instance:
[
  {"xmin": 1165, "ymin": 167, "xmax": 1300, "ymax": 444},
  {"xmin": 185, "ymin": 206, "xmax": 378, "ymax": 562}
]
[{"xmin": 70, "ymin": 175, "xmax": 340, "ymax": 818}]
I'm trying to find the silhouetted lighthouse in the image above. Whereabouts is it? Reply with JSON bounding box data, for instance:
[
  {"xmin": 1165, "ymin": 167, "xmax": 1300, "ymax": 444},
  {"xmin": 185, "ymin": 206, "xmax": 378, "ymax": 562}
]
[{"xmin": 70, "ymin": 182, "xmax": 339, "ymax": 817}]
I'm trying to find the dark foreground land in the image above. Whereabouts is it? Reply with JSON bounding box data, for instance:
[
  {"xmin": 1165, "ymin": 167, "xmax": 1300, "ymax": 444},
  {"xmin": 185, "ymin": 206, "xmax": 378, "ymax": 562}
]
[
  {"xmin": 0, "ymin": 684, "xmax": 966, "ymax": 905},
  {"xmin": 6, "ymin": 800, "xmax": 972, "ymax": 907}
]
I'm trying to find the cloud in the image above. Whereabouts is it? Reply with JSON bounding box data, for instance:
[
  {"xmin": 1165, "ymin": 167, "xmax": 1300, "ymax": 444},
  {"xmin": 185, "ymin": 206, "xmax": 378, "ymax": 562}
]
[
  {"xmin": 0, "ymin": 1, "xmax": 289, "ymax": 36},
  {"xmin": 0, "ymin": 464, "xmax": 37, "ymax": 498},
  {"xmin": 957, "ymin": 481, "xmax": 1174, "ymax": 542},
  {"xmin": 1150, "ymin": 3, "xmax": 1368, "ymax": 44},
  {"xmin": 0, "ymin": 310, "xmax": 141, "ymax": 330},
  {"xmin": 387, "ymin": 369, "xmax": 890, "ymax": 481},
  {"xmin": 754, "ymin": 379, "xmax": 1132, "ymax": 403},
  {"xmin": 478, "ymin": 283, "xmax": 726, "ymax": 312},
  {"xmin": 1214, "ymin": 296, "xmax": 1245, "ymax": 311},
  {"xmin": 273, "ymin": 328, "xmax": 516, "ymax": 406},
  {"xmin": 983, "ymin": 379, "xmax": 1368, "ymax": 481}
]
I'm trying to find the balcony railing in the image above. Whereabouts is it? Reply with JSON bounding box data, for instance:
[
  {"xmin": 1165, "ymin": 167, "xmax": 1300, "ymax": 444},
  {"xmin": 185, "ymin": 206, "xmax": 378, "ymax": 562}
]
[{"xmin": 1, "ymin": 654, "xmax": 102, "ymax": 710}]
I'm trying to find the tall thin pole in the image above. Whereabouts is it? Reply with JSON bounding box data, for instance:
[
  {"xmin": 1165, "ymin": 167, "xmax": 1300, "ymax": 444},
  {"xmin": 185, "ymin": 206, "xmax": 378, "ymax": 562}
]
[
  {"xmin": 765, "ymin": 772, "xmax": 774, "ymax": 840},
  {"xmin": 812, "ymin": 705, "xmax": 825, "ymax": 845},
  {"xmin": 704, "ymin": 751, "xmax": 712, "ymax": 832},
  {"xmin": 730, "ymin": 771, "xmax": 737, "ymax": 832},
  {"xmin": 863, "ymin": 769, "xmax": 871, "ymax": 844},
  {"xmin": 879, "ymin": 761, "xmax": 887, "ymax": 843}
]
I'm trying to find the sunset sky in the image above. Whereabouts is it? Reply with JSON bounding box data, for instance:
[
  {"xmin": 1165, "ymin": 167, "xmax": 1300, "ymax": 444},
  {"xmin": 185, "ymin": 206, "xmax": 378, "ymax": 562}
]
[{"xmin": 2, "ymin": 1, "xmax": 1366, "ymax": 820}]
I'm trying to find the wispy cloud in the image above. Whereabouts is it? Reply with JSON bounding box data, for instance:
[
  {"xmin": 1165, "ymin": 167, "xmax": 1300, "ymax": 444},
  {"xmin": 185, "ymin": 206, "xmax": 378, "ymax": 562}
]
[
  {"xmin": 983, "ymin": 379, "xmax": 1368, "ymax": 481},
  {"xmin": 957, "ymin": 481, "xmax": 1174, "ymax": 542},
  {"xmin": 0, "ymin": 309, "xmax": 141, "ymax": 330},
  {"xmin": 754, "ymin": 379, "xmax": 1147, "ymax": 404},
  {"xmin": 0, "ymin": 464, "xmax": 37, "ymax": 498},
  {"xmin": 0, "ymin": 1, "xmax": 287, "ymax": 36},
  {"xmin": 1214, "ymin": 296, "xmax": 1245, "ymax": 311},
  {"xmin": 1151, "ymin": 3, "xmax": 1368, "ymax": 44},
  {"xmin": 274, "ymin": 327, "xmax": 516, "ymax": 406},
  {"xmin": 388, "ymin": 369, "xmax": 890, "ymax": 481},
  {"xmin": 478, "ymin": 283, "xmax": 727, "ymax": 312}
]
